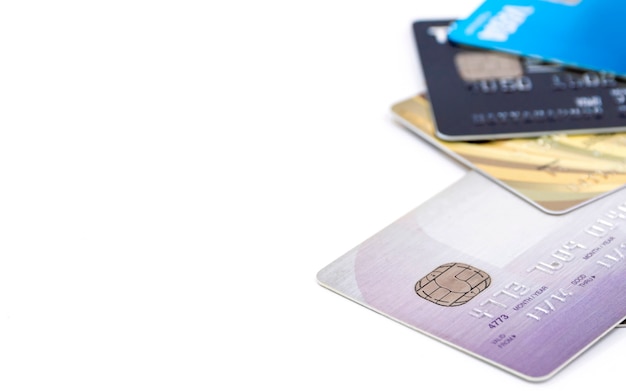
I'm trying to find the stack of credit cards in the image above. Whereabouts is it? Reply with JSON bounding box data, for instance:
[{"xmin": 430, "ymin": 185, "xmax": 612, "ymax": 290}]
[{"xmin": 318, "ymin": 0, "xmax": 626, "ymax": 382}]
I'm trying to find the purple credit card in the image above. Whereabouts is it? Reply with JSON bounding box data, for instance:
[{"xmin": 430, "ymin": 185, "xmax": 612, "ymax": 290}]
[{"xmin": 318, "ymin": 171, "xmax": 626, "ymax": 381}]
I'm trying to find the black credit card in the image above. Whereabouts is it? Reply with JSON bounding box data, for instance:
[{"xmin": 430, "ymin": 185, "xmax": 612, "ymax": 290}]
[{"xmin": 414, "ymin": 20, "xmax": 626, "ymax": 141}]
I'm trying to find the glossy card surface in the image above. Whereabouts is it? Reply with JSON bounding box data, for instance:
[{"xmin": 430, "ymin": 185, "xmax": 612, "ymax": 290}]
[
  {"xmin": 448, "ymin": 0, "xmax": 626, "ymax": 78},
  {"xmin": 414, "ymin": 20, "xmax": 626, "ymax": 141},
  {"xmin": 317, "ymin": 171, "xmax": 626, "ymax": 381},
  {"xmin": 391, "ymin": 95, "xmax": 626, "ymax": 214}
]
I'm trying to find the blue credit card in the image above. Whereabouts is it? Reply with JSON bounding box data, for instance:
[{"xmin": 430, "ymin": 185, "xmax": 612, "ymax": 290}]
[{"xmin": 447, "ymin": 0, "xmax": 626, "ymax": 78}]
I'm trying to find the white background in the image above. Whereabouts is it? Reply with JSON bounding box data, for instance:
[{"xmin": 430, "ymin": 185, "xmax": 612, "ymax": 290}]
[{"xmin": 1, "ymin": 1, "xmax": 624, "ymax": 389}]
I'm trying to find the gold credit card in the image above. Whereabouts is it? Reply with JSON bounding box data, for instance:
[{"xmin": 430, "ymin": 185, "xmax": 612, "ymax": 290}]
[{"xmin": 391, "ymin": 95, "xmax": 626, "ymax": 214}]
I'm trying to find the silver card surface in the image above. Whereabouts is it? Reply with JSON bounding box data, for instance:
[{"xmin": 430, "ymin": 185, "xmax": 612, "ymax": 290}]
[{"xmin": 318, "ymin": 171, "xmax": 626, "ymax": 381}]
